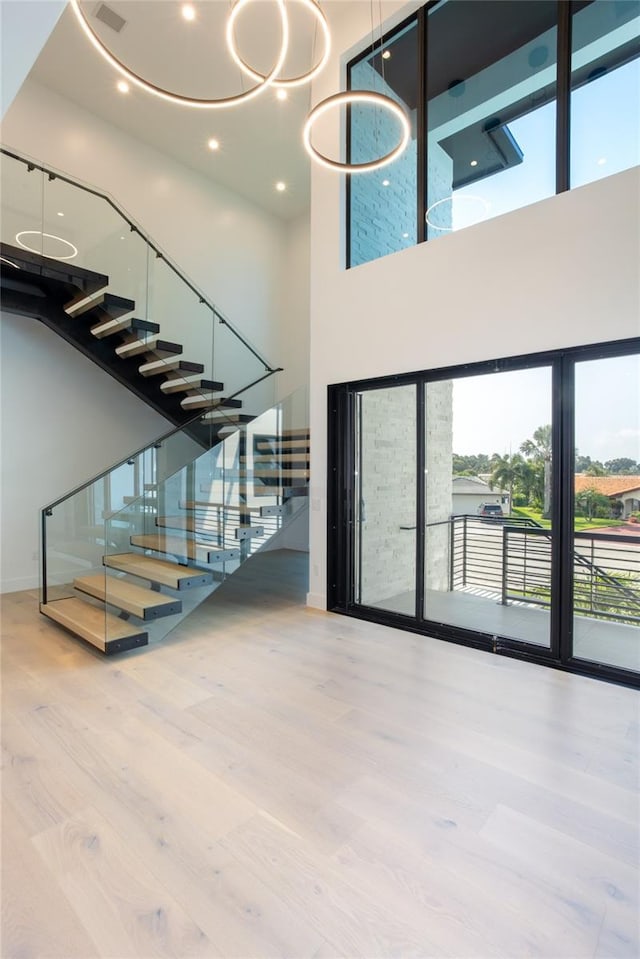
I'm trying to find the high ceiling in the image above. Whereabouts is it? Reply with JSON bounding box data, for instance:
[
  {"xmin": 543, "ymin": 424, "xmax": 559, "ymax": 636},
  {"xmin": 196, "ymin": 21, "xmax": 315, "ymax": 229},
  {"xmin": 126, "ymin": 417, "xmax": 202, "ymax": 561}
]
[{"xmin": 23, "ymin": 1, "xmax": 350, "ymax": 220}]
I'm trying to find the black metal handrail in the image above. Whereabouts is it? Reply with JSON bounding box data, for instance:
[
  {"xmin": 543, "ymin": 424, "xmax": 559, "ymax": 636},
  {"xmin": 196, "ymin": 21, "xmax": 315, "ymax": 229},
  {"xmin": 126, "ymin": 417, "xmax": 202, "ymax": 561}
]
[
  {"xmin": 0, "ymin": 145, "xmax": 278, "ymax": 372},
  {"xmin": 503, "ymin": 523, "xmax": 640, "ymax": 623}
]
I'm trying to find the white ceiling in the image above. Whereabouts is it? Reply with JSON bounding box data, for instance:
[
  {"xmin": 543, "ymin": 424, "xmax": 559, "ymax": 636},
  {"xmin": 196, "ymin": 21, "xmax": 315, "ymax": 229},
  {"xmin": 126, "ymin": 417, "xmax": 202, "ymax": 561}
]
[{"xmin": 24, "ymin": 1, "xmax": 347, "ymax": 220}]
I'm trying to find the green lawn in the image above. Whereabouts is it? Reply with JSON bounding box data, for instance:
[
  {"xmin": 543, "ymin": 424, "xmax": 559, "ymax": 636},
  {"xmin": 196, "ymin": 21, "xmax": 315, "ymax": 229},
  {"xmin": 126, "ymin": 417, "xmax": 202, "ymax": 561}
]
[{"xmin": 511, "ymin": 507, "xmax": 626, "ymax": 532}]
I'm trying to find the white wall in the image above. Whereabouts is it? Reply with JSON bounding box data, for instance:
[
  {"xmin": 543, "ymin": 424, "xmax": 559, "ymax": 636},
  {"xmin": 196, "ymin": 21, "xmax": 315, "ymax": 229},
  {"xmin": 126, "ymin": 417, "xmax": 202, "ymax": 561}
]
[
  {"xmin": 306, "ymin": 2, "xmax": 640, "ymax": 609},
  {"xmin": 0, "ymin": 312, "xmax": 169, "ymax": 592},
  {"xmin": 0, "ymin": 1, "xmax": 64, "ymax": 117}
]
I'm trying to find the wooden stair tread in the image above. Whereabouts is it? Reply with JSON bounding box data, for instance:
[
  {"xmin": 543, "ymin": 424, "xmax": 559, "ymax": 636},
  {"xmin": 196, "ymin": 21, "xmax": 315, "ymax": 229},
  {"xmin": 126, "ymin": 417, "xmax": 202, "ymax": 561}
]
[
  {"xmin": 180, "ymin": 501, "xmax": 261, "ymax": 513},
  {"xmin": 256, "ymin": 439, "xmax": 310, "ymax": 451},
  {"xmin": 116, "ymin": 338, "xmax": 182, "ymax": 359},
  {"xmin": 242, "ymin": 453, "xmax": 310, "ymax": 463},
  {"xmin": 253, "ymin": 468, "xmax": 309, "ymax": 479},
  {"xmin": 66, "ymin": 291, "xmax": 134, "ymax": 320},
  {"xmin": 139, "ymin": 358, "xmax": 204, "ymax": 377},
  {"xmin": 130, "ymin": 534, "xmax": 219, "ymax": 560},
  {"xmin": 92, "ymin": 316, "xmax": 159, "ymax": 339},
  {"xmin": 155, "ymin": 516, "xmax": 220, "ymax": 533},
  {"xmin": 41, "ymin": 598, "xmax": 147, "ymax": 653},
  {"xmin": 181, "ymin": 395, "xmax": 242, "ymax": 410},
  {"xmin": 160, "ymin": 378, "xmax": 224, "ymax": 395},
  {"xmin": 74, "ymin": 574, "xmax": 181, "ymax": 620},
  {"xmin": 104, "ymin": 553, "xmax": 213, "ymax": 589},
  {"xmin": 200, "ymin": 412, "xmax": 252, "ymax": 423}
]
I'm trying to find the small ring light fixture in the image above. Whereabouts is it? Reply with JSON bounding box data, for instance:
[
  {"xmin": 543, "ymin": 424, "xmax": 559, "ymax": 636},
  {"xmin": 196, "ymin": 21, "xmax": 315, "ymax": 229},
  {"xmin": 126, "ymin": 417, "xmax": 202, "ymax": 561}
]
[
  {"xmin": 227, "ymin": 0, "xmax": 331, "ymax": 88},
  {"xmin": 425, "ymin": 194, "xmax": 491, "ymax": 231},
  {"xmin": 303, "ymin": 91, "xmax": 411, "ymax": 173},
  {"xmin": 15, "ymin": 231, "xmax": 79, "ymax": 260},
  {"xmin": 69, "ymin": 0, "xmax": 289, "ymax": 109}
]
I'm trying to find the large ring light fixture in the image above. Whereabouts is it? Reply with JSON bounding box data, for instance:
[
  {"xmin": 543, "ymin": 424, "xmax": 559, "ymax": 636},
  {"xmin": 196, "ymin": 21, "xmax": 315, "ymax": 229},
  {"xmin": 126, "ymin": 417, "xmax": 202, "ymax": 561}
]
[
  {"xmin": 303, "ymin": 91, "xmax": 411, "ymax": 173},
  {"xmin": 69, "ymin": 0, "xmax": 289, "ymax": 109},
  {"xmin": 16, "ymin": 231, "xmax": 79, "ymax": 260},
  {"xmin": 228, "ymin": 0, "xmax": 331, "ymax": 88}
]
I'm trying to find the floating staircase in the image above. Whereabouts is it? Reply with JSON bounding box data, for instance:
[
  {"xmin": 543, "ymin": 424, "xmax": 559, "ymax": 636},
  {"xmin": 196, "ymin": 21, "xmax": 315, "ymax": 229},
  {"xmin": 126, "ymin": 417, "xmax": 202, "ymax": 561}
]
[
  {"xmin": 1, "ymin": 148, "xmax": 305, "ymax": 657},
  {"xmin": 40, "ymin": 419, "xmax": 309, "ymax": 654}
]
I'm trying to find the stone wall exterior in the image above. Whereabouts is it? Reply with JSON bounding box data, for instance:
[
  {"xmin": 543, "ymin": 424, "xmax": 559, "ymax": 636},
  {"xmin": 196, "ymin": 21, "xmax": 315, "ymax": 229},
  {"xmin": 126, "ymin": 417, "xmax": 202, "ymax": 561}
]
[
  {"xmin": 359, "ymin": 385, "xmax": 416, "ymax": 604},
  {"xmin": 425, "ymin": 380, "xmax": 453, "ymax": 592}
]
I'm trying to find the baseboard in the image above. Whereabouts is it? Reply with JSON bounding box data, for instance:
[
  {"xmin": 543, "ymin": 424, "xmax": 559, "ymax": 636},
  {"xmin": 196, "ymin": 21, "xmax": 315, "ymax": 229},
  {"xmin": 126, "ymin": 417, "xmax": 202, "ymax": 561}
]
[
  {"xmin": 1, "ymin": 573, "xmax": 39, "ymax": 593},
  {"xmin": 306, "ymin": 591, "xmax": 326, "ymax": 610}
]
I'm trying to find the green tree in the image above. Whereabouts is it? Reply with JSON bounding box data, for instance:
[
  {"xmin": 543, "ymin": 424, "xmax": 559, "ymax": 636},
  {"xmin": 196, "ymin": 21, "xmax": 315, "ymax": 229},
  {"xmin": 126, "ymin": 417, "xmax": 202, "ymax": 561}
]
[
  {"xmin": 576, "ymin": 487, "xmax": 611, "ymax": 520},
  {"xmin": 521, "ymin": 425, "xmax": 553, "ymax": 519},
  {"xmin": 585, "ymin": 462, "xmax": 607, "ymax": 476},
  {"xmin": 604, "ymin": 457, "xmax": 639, "ymax": 474},
  {"xmin": 489, "ymin": 453, "xmax": 525, "ymax": 512}
]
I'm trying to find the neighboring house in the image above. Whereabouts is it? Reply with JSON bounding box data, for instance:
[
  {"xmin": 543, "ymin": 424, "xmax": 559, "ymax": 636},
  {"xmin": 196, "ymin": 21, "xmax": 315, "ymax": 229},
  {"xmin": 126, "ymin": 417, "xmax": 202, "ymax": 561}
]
[
  {"xmin": 575, "ymin": 475, "xmax": 640, "ymax": 518},
  {"xmin": 452, "ymin": 475, "xmax": 509, "ymax": 516}
]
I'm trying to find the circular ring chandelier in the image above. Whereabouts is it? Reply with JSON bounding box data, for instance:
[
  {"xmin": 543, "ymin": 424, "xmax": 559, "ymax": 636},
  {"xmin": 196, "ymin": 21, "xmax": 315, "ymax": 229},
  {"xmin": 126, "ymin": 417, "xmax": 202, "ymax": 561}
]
[
  {"xmin": 69, "ymin": 0, "xmax": 289, "ymax": 109},
  {"xmin": 16, "ymin": 231, "xmax": 79, "ymax": 260},
  {"xmin": 303, "ymin": 91, "xmax": 411, "ymax": 173},
  {"xmin": 227, "ymin": 0, "xmax": 331, "ymax": 89}
]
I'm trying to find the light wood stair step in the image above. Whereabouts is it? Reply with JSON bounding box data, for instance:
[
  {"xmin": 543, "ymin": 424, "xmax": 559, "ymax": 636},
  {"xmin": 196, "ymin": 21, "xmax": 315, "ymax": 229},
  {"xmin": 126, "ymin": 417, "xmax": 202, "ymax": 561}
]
[
  {"xmin": 74, "ymin": 574, "xmax": 182, "ymax": 620},
  {"xmin": 253, "ymin": 485, "xmax": 309, "ymax": 497},
  {"xmin": 41, "ymin": 597, "xmax": 147, "ymax": 654},
  {"xmin": 155, "ymin": 516, "xmax": 222, "ymax": 534},
  {"xmin": 66, "ymin": 291, "xmax": 134, "ymax": 320},
  {"xmin": 180, "ymin": 501, "xmax": 261, "ymax": 513},
  {"xmin": 139, "ymin": 358, "xmax": 204, "ymax": 377},
  {"xmin": 256, "ymin": 439, "xmax": 310, "ymax": 451},
  {"xmin": 92, "ymin": 316, "xmax": 159, "ymax": 339},
  {"xmin": 200, "ymin": 412, "xmax": 253, "ymax": 424},
  {"xmin": 104, "ymin": 553, "xmax": 213, "ymax": 589},
  {"xmin": 253, "ymin": 467, "xmax": 309, "ymax": 479},
  {"xmin": 181, "ymin": 395, "xmax": 242, "ymax": 411},
  {"xmin": 116, "ymin": 337, "xmax": 182, "ymax": 360},
  {"xmin": 241, "ymin": 453, "xmax": 310, "ymax": 464},
  {"xmin": 160, "ymin": 377, "xmax": 224, "ymax": 395},
  {"xmin": 279, "ymin": 429, "xmax": 310, "ymax": 439},
  {"xmin": 130, "ymin": 534, "xmax": 226, "ymax": 564}
]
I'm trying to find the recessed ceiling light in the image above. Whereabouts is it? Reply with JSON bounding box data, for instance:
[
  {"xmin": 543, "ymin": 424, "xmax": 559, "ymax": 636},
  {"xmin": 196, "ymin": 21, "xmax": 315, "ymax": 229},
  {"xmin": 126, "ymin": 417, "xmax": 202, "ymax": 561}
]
[
  {"xmin": 276, "ymin": 89, "xmax": 288, "ymax": 101},
  {"xmin": 117, "ymin": 79, "xmax": 130, "ymax": 94},
  {"xmin": 57, "ymin": 211, "xmax": 64, "ymax": 217},
  {"xmin": 207, "ymin": 138, "xmax": 220, "ymax": 152},
  {"xmin": 382, "ymin": 179, "xmax": 390, "ymax": 187},
  {"xmin": 382, "ymin": 50, "xmax": 391, "ymax": 60},
  {"xmin": 402, "ymin": 232, "xmax": 409, "ymax": 238},
  {"xmin": 597, "ymin": 157, "xmax": 607, "ymax": 165},
  {"xmin": 275, "ymin": 181, "xmax": 286, "ymax": 192},
  {"xmin": 470, "ymin": 159, "xmax": 478, "ymax": 167},
  {"xmin": 181, "ymin": 4, "xmax": 196, "ymax": 21}
]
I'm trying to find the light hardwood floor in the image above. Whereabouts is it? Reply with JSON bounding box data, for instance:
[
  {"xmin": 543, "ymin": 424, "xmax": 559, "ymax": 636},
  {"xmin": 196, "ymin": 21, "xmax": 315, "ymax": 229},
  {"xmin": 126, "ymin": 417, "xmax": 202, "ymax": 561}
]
[{"xmin": 1, "ymin": 550, "xmax": 639, "ymax": 959}]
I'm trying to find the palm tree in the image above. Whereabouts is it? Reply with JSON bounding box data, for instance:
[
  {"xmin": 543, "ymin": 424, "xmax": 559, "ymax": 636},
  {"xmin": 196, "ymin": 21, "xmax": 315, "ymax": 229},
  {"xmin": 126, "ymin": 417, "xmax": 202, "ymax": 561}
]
[
  {"xmin": 521, "ymin": 424, "xmax": 552, "ymax": 518},
  {"xmin": 489, "ymin": 452, "xmax": 524, "ymax": 514}
]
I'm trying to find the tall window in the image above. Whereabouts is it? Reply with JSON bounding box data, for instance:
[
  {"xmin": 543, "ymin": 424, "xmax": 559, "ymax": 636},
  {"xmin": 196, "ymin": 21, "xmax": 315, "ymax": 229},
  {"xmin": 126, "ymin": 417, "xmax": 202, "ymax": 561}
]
[{"xmin": 347, "ymin": 0, "xmax": 640, "ymax": 268}]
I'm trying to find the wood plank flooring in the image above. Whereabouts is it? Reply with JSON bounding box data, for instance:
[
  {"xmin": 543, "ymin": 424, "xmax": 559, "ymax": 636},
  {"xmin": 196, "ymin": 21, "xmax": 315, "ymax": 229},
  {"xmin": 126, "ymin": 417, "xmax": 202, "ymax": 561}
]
[{"xmin": 2, "ymin": 549, "xmax": 639, "ymax": 958}]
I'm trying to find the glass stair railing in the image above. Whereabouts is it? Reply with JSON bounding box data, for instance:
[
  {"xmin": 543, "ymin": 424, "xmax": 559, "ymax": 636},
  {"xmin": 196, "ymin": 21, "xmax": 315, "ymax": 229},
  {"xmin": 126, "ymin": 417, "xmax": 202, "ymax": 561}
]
[
  {"xmin": 40, "ymin": 388, "xmax": 309, "ymax": 654},
  {"xmin": 0, "ymin": 146, "xmax": 282, "ymax": 429}
]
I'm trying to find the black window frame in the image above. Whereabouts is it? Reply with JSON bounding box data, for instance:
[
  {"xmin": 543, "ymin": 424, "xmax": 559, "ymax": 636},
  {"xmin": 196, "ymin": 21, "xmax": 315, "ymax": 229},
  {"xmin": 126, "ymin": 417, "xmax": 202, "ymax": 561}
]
[{"xmin": 346, "ymin": 0, "xmax": 639, "ymax": 269}]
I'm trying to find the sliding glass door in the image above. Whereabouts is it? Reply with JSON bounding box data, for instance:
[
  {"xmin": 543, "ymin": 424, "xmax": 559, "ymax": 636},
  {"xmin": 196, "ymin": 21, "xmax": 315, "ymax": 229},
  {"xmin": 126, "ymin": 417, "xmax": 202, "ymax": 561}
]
[
  {"xmin": 424, "ymin": 367, "xmax": 553, "ymax": 649},
  {"xmin": 572, "ymin": 353, "xmax": 640, "ymax": 673},
  {"xmin": 328, "ymin": 338, "xmax": 640, "ymax": 686}
]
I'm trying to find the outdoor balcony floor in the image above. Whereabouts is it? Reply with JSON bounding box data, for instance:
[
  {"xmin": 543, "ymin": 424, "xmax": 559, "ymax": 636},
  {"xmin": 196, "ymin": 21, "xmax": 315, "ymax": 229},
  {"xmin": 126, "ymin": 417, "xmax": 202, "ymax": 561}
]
[{"xmin": 370, "ymin": 586, "xmax": 640, "ymax": 674}]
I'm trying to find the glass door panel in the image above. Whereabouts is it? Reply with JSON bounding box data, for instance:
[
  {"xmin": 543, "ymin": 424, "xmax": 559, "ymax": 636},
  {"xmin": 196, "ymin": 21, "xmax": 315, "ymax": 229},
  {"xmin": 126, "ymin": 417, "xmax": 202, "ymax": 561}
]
[
  {"xmin": 354, "ymin": 384, "xmax": 416, "ymax": 614},
  {"xmin": 424, "ymin": 367, "xmax": 553, "ymax": 649},
  {"xmin": 573, "ymin": 354, "xmax": 640, "ymax": 673}
]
